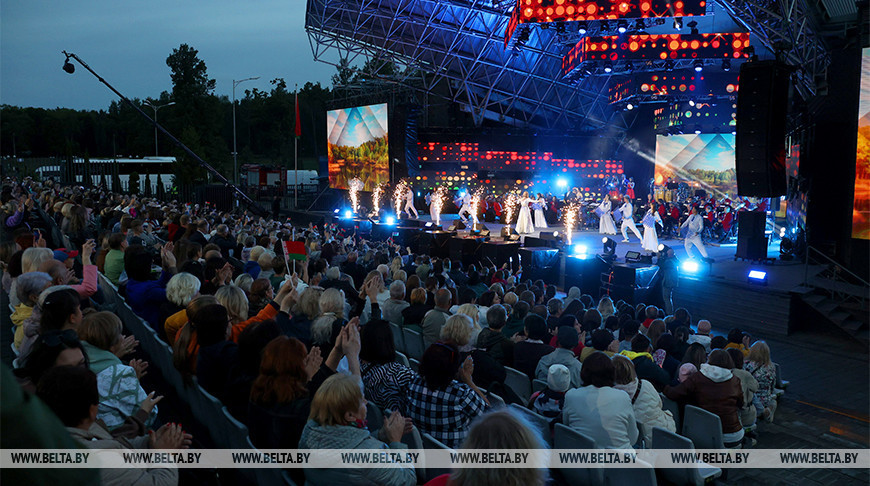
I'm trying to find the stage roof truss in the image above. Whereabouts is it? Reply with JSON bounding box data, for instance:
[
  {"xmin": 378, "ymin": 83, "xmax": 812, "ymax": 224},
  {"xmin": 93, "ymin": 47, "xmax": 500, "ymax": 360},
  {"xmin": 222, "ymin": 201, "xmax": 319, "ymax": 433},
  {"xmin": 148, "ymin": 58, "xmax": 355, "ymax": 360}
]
[{"xmin": 306, "ymin": 0, "xmax": 630, "ymax": 131}]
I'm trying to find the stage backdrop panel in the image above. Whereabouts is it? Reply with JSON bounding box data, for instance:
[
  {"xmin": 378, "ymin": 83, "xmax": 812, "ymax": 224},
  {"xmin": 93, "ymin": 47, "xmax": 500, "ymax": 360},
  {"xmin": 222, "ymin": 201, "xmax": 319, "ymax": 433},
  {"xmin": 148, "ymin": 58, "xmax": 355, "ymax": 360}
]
[
  {"xmin": 327, "ymin": 103, "xmax": 389, "ymax": 191},
  {"xmin": 852, "ymin": 48, "xmax": 870, "ymax": 240},
  {"xmin": 654, "ymin": 133, "xmax": 737, "ymax": 199}
]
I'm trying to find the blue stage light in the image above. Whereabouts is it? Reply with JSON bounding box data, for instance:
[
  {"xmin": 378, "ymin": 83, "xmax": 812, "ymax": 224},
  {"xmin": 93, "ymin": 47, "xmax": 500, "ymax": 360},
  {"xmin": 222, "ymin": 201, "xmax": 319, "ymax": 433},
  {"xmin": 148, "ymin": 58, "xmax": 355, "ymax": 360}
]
[
  {"xmin": 344, "ymin": 210, "xmax": 353, "ymax": 219},
  {"xmin": 573, "ymin": 244, "xmax": 588, "ymax": 255},
  {"xmin": 557, "ymin": 178, "xmax": 568, "ymax": 188},
  {"xmin": 333, "ymin": 209, "xmax": 340, "ymax": 214},
  {"xmin": 747, "ymin": 270, "xmax": 768, "ymax": 286},
  {"xmin": 386, "ymin": 216, "xmax": 396, "ymax": 225},
  {"xmin": 682, "ymin": 260, "xmax": 699, "ymax": 273}
]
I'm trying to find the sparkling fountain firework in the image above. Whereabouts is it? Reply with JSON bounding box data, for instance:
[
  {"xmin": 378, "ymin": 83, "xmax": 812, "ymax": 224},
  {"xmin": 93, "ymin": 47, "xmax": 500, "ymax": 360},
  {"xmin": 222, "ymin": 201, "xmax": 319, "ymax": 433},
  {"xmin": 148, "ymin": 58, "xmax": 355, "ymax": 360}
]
[
  {"xmin": 563, "ymin": 203, "xmax": 581, "ymax": 245},
  {"xmin": 470, "ymin": 187, "xmax": 484, "ymax": 223},
  {"xmin": 503, "ymin": 192, "xmax": 519, "ymax": 224},
  {"xmin": 348, "ymin": 178, "xmax": 364, "ymax": 214},
  {"xmin": 394, "ymin": 180, "xmax": 409, "ymax": 216},
  {"xmin": 371, "ymin": 182, "xmax": 388, "ymax": 217},
  {"xmin": 432, "ymin": 186, "xmax": 447, "ymax": 224}
]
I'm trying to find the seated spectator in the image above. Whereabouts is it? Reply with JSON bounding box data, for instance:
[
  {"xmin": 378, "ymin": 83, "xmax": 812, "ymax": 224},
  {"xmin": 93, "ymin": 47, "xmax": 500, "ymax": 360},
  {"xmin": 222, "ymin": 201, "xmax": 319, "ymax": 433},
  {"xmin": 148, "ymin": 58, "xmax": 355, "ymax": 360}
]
[
  {"xmin": 654, "ymin": 333, "xmax": 683, "ymax": 382},
  {"xmin": 579, "ymin": 329, "xmax": 619, "ymax": 362},
  {"xmin": 195, "ymin": 303, "xmax": 239, "ymax": 399},
  {"xmin": 502, "ymin": 301, "xmax": 530, "ymax": 339},
  {"xmin": 672, "ymin": 326, "xmax": 691, "ymax": 361},
  {"xmin": 530, "ymin": 364, "xmax": 570, "ymax": 425},
  {"xmin": 612, "ymin": 354, "xmax": 675, "ymax": 444},
  {"xmin": 427, "ymin": 409, "xmax": 548, "ymax": 486},
  {"xmin": 15, "ymin": 329, "xmax": 89, "ymax": 393},
  {"xmin": 664, "ymin": 349, "xmax": 745, "ymax": 447},
  {"xmin": 234, "ymin": 273, "xmax": 254, "ymax": 295},
  {"xmin": 618, "ymin": 320, "xmax": 640, "ymax": 353},
  {"xmin": 11, "ymin": 272, "xmax": 51, "ymax": 350},
  {"xmin": 621, "ymin": 334, "xmax": 670, "ymax": 391},
  {"xmin": 159, "ymin": 272, "xmax": 200, "ymax": 342},
  {"xmin": 311, "ymin": 288, "xmax": 348, "ymax": 357},
  {"xmin": 536, "ymin": 326, "xmax": 583, "ymax": 388},
  {"xmin": 248, "ymin": 278, "xmax": 274, "ymax": 318},
  {"xmin": 277, "ymin": 286, "xmax": 323, "ymax": 347},
  {"xmin": 78, "ymin": 311, "xmax": 156, "ymax": 432},
  {"xmin": 563, "ymin": 286, "xmax": 581, "ymax": 308},
  {"xmin": 476, "ymin": 305, "xmax": 514, "ymax": 367},
  {"xmin": 18, "ymin": 287, "xmax": 83, "ymax": 363},
  {"xmin": 103, "ymin": 233, "xmax": 127, "ymax": 286},
  {"xmin": 455, "ymin": 303, "xmax": 484, "ymax": 347},
  {"xmin": 512, "ymin": 314, "xmax": 554, "ymax": 380},
  {"xmin": 224, "ymin": 320, "xmax": 281, "ymax": 422},
  {"xmin": 563, "ymin": 352, "xmax": 638, "ymax": 449},
  {"xmin": 745, "ymin": 341, "xmax": 777, "ymax": 423},
  {"xmin": 299, "ymin": 373, "xmax": 416, "ymax": 486},
  {"xmin": 125, "ymin": 243, "xmax": 176, "ymax": 330},
  {"xmin": 670, "ymin": 307, "xmax": 691, "ymax": 334},
  {"xmin": 580, "ymin": 308, "xmax": 602, "ymax": 335},
  {"xmin": 382, "ymin": 280, "xmax": 410, "ymax": 326},
  {"xmin": 679, "ymin": 363, "xmax": 698, "ymax": 383},
  {"xmin": 688, "ymin": 320, "xmax": 713, "ymax": 353},
  {"xmin": 360, "ymin": 319, "xmax": 417, "ymax": 412},
  {"xmin": 727, "ymin": 348, "xmax": 759, "ymax": 429},
  {"xmin": 726, "ymin": 328, "xmax": 751, "ymax": 356},
  {"xmin": 681, "ymin": 342, "xmax": 708, "ymax": 371},
  {"xmin": 597, "ymin": 296, "xmax": 615, "ymax": 321},
  {"xmin": 404, "ymin": 342, "xmax": 487, "ymax": 448},
  {"xmin": 547, "ymin": 314, "xmax": 585, "ymax": 357},
  {"xmin": 421, "ymin": 288, "xmax": 452, "ymax": 349},
  {"xmin": 216, "ymin": 282, "xmax": 281, "ymax": 342},
  {"xmin": 710, "ymin": 335, "xmax": 728, "ymax": 350},
  {"xmin": 244, "ymin": 246, "xmax": 266, "ymax": 278},
  {"xmin": 401, "ymin": 287, "xmax": 431, "ymax": 330},
  {"xmin": 646, "ymin": 319, "xmax": 666, "ymax": 348},
  {"xmin": 36, "ymin": 366, "xmax": 187, "ymax": 486}
]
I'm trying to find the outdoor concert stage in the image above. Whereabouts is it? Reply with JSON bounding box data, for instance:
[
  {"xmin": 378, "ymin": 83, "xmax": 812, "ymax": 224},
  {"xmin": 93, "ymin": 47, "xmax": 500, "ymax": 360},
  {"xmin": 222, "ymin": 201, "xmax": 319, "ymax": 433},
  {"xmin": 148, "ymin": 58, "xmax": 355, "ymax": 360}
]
[{"xmin": 333, "ymin": 212, "xmax": 816, "ymax": 340}]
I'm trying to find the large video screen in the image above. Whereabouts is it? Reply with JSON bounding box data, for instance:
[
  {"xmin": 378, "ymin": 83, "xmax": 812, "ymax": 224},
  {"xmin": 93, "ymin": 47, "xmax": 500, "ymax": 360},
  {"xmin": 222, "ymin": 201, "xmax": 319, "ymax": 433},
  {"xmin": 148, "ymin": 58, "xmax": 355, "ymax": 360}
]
[
  {"xmin": 852, "ymin": 48, "xmax": 870, "ymax": 240},
  {"xmin": 327, "ymin": 103, "xmax": 389, "ymax": 191},
  {"xmin": 655, "ymin": 133, "xmax": 737, "ymax": 198}
]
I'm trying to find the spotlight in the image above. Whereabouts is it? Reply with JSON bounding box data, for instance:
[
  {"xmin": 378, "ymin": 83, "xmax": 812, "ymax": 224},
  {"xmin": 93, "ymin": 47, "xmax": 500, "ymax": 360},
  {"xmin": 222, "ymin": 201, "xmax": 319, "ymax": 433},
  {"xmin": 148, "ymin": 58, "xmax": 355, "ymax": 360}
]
[
  {"xmin": 573, "ymin": 244, "xmax": 588, "ymax": 255},
  {"xmin": 604, "ymin": 61, "xmax": 613, "ymax": 73},
  {"xmin": 386, "ymin": 216, "xmax": 396, "ymax": 225},
  {"xmin": 747, "ymin": 270, "xmax": 768, "ymax": 286},
  {"xmin": 62, "ymin": 55, "xmax": 75, "ymax": 74},
  {"xmin": 424, "ymin": 222, "xmax": 434, "ymax": 228},
  {"xmin": 553, "ymin": 231, "xmax": 559, "ymax": 237},
  {"xmin": 673, "ymin": 17, "xmax": 683, "ymax": 30},
  {"xmin": 578, "ymin": 22, "xmax": 588, "ymax": 35},
  {"xmin": 601, "ymin": 21, "xmax": 610, "ymax": 32},
  {"xmin": 626, "ymin": 61, "xmax": 634, "ymax": 72},
  {"xmin": 687, "ymin": 20, "xmax": 699, "ymax": 35},
  {"xmin": 617, "ymin": 20, "xmax": 628, "ymax": 34},
  {"xmin": 557, "ymin": 178, "xmax": 568, "ymax": 188},
  {"xmin": 333, "ymin": 208, "xmax": 340, "ymax": 214},
  {"xmin": 693, "ymin": 59, "xmax": 704, "ymax": 72},
  {"xmin": 722, "ymin": 59, "xmax": 731, "ymax": 71},
  {"xmin": 634, "ymin": 19, "xmax": 645, "ymax": 31},
  {"xmin": 689, "ymin": 100, "xmax": 696, "ymax": 107},
  {"xmin": 344, "ymin": 210, "xmax": 353, "ymax": 219},
  {"xmin": 602, "ymin": 237, "xmax": 617, "ymax": 256},
  {"xmin": 657, "ymin": 243, "xmax": 666, "ymax": 252},
  {"xmin": 682, "ymin": 260, "xmax": 699, "ymax": 273},
  {"xmin": 694, "ymin": 126, "xmax": 702, "ymax": 134},
  {"xmin": 626, "ymin": 103, "xmax": 634, "ymax": 111},
  {"xmin": 665, "ymin": 60, "xmax": 675, "ymax": 71}
]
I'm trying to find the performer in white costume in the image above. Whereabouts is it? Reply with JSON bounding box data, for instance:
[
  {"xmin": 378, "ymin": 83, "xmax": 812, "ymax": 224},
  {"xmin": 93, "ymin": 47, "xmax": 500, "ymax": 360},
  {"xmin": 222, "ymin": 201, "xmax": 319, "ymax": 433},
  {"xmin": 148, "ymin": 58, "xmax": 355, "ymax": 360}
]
[
  {"xmin": 402, "ymin": 186, "xmax": 418, "ymax": 218},
  {"xmin": 641, "ymin": 203, "xmax": 664, "ymax": 253},
  {"xmin": 532, "ymin": 193, "xmax": 548, "ymax": 229},
  {"xmin": 515, "ymin": 191, "xmax": 535, "ymax": 234},
  {"xmin": 681, "ymin": 206, "xmax": 709, "ymax": 259},
  {"xmin": 619, "ymin": 196, "xmax": 643, "ymax": 242},
  {"xmin": 457, "ymin": 192, "xmax": 479, "ymax": 224},
  {"xmin": 597, "ymin": 197, "xmax": 617, "ymax": 235}
]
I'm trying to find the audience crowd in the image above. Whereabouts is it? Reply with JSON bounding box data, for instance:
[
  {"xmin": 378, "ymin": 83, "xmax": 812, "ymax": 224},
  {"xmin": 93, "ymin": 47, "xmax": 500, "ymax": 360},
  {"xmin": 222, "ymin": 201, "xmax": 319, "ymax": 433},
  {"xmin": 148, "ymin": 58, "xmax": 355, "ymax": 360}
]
[{"xmin": 1, "ymin": 178, "xmax": 783, "ymax": 485}]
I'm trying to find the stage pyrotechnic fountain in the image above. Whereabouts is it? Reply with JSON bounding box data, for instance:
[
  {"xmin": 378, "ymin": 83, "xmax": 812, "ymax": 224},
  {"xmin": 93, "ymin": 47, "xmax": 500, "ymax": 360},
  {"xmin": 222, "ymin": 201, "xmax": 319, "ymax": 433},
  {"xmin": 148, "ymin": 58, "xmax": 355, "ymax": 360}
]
[
  {"xmin": 563, "ymin": 203, "xmax": 580, "ymax": 245},
  {"xmin": 432, "ymin": 186, "xmax": 447, "ymax": 224},
  {"xmin": 394, "ymin": 180, "xmax": 409, "ymax": 216},
  {"xmin": 471, "ymin": 187, "xmax": 484, "ymax": 222},
  {"xmin": 503, "ymin": 192, "xmax": 519, "ymax": 224},
  {"xmin": 348, "ymin": 178, "xmax": 363, "ymax": 214},
  {"xmin": 371, "ymin": 182, "xmax": 388, "ymax": 217}
]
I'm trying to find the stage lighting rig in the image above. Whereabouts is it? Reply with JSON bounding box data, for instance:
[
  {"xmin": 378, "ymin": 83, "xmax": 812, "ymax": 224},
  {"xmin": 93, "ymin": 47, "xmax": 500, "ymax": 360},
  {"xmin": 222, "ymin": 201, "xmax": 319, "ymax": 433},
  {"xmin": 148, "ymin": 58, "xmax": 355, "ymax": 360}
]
[
  {"xmin": 673, "ymin": 17, "xmax": 683, "ymax": 30},
  {"xmin": 604, "ymin": 61, "xmax": 613, "ymax": 73},
  {"xmin": 62, "ymin": 54, "xmax": 75, "ymax": 74},
  {"xmin": 578, "ymin": 22, "xmax": 588, "ymax": 35},
  {"xmin": 602, "ymin": 237, "xmax": 617, "ymax": 259},
  {"xmin": 687, "ymin": 20, "xmax": 699, "ymax": 35},
  {"xmin": 693, "ymin": 59, "xmax": 704, "ymax": 72},
  {"xmin": 722, "ymin": 59, "xmax": 731, "ymax": 71},
  {"xmin": 617, "ymin": 20, "xmax": 628, "ymax": 34}
]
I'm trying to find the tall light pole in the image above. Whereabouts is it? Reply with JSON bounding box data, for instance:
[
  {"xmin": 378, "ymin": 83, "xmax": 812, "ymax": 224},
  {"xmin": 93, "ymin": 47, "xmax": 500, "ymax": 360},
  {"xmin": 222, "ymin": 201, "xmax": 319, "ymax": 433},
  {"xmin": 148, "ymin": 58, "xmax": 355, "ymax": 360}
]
[
  {"xmin": 142, "ymin": 100, "xmax": 175, "ymax": 156},
  {"xmin": 232, "ymin": 77, "xmax": 259, "ymax": 185}
]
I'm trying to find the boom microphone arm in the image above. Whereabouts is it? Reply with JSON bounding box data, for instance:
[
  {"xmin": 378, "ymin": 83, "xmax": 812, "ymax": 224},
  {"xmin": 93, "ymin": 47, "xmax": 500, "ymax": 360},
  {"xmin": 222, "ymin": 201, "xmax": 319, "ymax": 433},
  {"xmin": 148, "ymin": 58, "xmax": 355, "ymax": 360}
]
[{"xmin": 61, "ymin": 50, "xmax": 267, "ymax": 215}]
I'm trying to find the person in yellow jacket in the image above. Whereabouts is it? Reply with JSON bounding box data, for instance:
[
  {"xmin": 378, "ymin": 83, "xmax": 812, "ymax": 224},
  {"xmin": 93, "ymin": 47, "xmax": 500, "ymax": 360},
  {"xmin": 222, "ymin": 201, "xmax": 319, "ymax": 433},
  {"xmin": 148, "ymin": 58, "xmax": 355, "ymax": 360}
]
[{"xmin": 11, "ymin": 271, "xmax": 52, "ymax": 350}]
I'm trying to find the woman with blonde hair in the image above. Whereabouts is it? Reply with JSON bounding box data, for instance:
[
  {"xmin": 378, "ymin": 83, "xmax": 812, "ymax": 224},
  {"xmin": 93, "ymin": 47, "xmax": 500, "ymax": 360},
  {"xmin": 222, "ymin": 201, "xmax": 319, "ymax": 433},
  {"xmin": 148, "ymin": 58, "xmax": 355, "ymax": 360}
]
[
  {"xmin": 612, "ymin": 354, "xmax": 675, "ymax": 444},
  {"xmin": 745, "ymin": 341, "xmax": 777, "ymax": 422},
  {"xmin": 597, "ymin": 295, "xmax": 615, "ymax": 321},
  {"xmin": 310, "ymin": 288, "xmax": 346, "ymax": 355},
  {"xmin": 431, "ymin": 409, "xmax": 547, "ymax": 486},
  {"xmin": 159, "ymin": 272, "xmax": 201, "ymax": 340},
  {"xmin": 456, "ymin": 303, "xmax": 483, "ymax": 345},
  {"xmin": 299, "ymin": 374, "xmax": 415, "ymax": 486}
]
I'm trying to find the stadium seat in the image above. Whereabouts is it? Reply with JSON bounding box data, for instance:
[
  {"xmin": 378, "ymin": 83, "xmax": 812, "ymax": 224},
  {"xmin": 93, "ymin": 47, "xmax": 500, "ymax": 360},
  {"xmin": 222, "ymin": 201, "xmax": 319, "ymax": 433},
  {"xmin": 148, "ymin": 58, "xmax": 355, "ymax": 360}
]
[
  {"xmin": 485, "ymin": 390, "xmax": 506, "ymax": 409},
  {"xmin": 402, "ymin": 328, "xmax": 425, "ymax": 361},
  {"xmin": 553, "ymin": 423, "xmax": 603, "ymax": 486},
  {"xmin": 652, "ymin": 427, "xmax": 722, "ymax": 486},
  {"xmin": 682, "ymin": 405, "xmax": 730, "ymax": 450},
  {"xmin": 394, "ymin": 351, "xmax": 410, "ymax": 368},
  {"xmin": 504, "ymin": 366, "xmax": 532, "ymax": 404},
  {"xmin": 366, "ymin": 402, "xmax": 384, "ymax": 433},
  {"xmin": 421, "ymin": 433, "xmax": 453, "ymax": 483},
  {"xmin": 409, "ymin": 358, "xmax": 420, "ymax": 373},
  {"xmin": 508, "ymin": 403, "xmax": 552, "ymax": 446},
  {"xmin": 390, "ymin": 322, "xmax": 404, "ymax": 352},
  {"xmin": 400, "ymin": 426, "xmax": 426, "ymax": 484},
  {"xmin": 602, "ymin": 458, "xmax": 656, "ymax": 486},
  {"xmin": 532, "ymin": 378, "xmax": 548, "ymax": 394},
  {"xmin": 660, "ymin": 392, "xmax": 681, "ymax": 432},
  {"xmin": 247, "ymin": 436, "xmax": 299, "ymax": 486}
]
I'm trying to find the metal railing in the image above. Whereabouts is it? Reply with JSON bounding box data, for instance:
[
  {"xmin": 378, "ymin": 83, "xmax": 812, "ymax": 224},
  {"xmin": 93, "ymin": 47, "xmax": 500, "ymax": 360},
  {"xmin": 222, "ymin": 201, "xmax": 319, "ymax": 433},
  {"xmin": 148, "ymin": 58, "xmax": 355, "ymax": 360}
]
[{"xmin": 803, "ymin": 245, "xmax": 869, "ymax": 308}]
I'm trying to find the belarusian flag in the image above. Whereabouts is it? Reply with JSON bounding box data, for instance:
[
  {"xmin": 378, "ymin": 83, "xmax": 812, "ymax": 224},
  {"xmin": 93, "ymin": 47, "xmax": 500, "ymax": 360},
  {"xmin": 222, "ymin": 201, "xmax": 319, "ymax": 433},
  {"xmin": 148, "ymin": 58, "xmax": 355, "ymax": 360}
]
[{"xmin": 283, "ymin": 240, "xmax": 306, "ymax": 261}]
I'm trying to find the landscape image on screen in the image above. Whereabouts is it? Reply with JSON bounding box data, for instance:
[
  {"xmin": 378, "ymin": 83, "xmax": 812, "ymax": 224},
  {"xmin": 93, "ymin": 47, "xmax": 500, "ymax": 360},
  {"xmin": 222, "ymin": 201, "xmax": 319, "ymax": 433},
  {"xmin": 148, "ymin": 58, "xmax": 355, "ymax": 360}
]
[
  {"xmin": 852, "ymin": 48, "xmax": 870, "ymax": 240},
  {"xmin": 327, "ymin": 103, "xmax": 389, "ymax": 191},
  {"xmin": 655, "ymin": 133, "xmax": 738, "ymax": 197}
]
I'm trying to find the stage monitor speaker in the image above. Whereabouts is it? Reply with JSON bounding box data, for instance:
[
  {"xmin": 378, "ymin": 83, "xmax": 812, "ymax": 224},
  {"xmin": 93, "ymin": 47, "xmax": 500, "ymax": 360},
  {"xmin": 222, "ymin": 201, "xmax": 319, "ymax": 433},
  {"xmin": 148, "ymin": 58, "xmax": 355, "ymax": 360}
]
[
  {"xmin": 736, "ymin": 211, "xmax": 768, "ymax": 260},
  {"xmin": 735, "ymin": 60, "xmax": 790, "ymax": 197},
  {"xmin": 472, "ymin": 223, "xmax": 490, "ymax": 237},
  {"xmin": 447, "ymin": 220, "xmax": 466, "ymax": 231}
]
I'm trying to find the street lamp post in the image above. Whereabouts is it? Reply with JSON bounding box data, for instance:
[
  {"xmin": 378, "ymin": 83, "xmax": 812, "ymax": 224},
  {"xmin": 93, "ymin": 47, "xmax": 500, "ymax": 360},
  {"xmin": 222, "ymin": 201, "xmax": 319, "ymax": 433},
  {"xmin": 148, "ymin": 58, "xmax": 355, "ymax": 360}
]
[
  {"xmin": 232, "ymin": 77, "xmax": 259, "ymax": 185},
  {"xmin": 142, "ymin": 100, "xmax": 175, "ymax": 156}
]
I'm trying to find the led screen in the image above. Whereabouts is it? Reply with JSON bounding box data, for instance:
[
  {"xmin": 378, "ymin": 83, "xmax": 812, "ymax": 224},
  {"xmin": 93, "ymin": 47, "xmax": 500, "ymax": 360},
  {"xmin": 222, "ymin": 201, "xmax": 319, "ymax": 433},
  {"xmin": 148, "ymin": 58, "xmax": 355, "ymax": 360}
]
[
  {"xmin": 655, "ymin": 133, "xmax": 737, "ymax": 198},
  {"xmin": 853, "ymin": 48, "xmax": 870, "ymax": 239},
  {"xmin": 327, "ymin": 103, "xmax": 389, "ymax": 191}
]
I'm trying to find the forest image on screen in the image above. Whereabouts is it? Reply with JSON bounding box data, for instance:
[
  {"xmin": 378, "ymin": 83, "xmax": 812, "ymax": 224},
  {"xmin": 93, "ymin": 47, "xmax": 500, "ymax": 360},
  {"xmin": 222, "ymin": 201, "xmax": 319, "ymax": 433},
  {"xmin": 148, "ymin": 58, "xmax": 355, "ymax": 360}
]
[
  {"xmin": 327, "ymin": 103, "xmax": 389, "ymax": 191},
  {"xmin": 853, "ymin": 48, "xmax": 870, "ymax": 240}
]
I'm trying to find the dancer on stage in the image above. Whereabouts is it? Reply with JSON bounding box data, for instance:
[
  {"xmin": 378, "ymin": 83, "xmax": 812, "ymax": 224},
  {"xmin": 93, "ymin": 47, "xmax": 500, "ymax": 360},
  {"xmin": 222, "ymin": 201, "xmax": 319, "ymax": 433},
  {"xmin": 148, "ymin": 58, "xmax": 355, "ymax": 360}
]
[
  {"xmin": 641, "ymin": 203, "xmax": 663, "ymax": 253},
  {"xmin": 457, "ymin": 190, "xmax": 479, "ymax": 225},
  {"xmin": 596, "ymin": 197, "xmax": 617, "ymax": 235},
  {"xmin": 515, "ymin": 191, "xmax": 535, "ymax": 234},
  {"xmin": 402, "ymin": 185, "xmax": 418, "ymax": 219},
  {"xmin": 626, "ymin": 177, "xmax": 636, "ymax": 200},
  {"xmin": 682, "ymin": 206, "xmax": 709, "ymax": 259},
  {"xmin": 427, "ymin": 186, "xmax": 446, "ymax": 226},
  {"xmin": 532, "ymin": 193, "xmax": 548, "ymax": 229},
  {"xmin": 618, "ymin": 195, "xmax": 643, "ymax": 242}
]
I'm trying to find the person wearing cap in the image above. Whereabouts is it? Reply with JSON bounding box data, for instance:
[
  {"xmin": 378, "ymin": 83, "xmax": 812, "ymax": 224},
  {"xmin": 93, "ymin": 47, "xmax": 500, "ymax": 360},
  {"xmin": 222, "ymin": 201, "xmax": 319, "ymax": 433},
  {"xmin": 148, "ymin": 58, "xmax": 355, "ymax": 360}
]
[
  {"xmin": 687, "ymin": 319, "xmax": 713, "ymax": 353},
  {"xmin": 535, "ymin": 326, "xmax": 583, "ymax": 388},
  {"xmin": 41, "ymin": 240, "xmax": 97, "ymax": 299},
  {"xmin": 530, "ymin": 364, "xmax": 570, "ymax": 423},
  {"xmin": 53, "ymin": 248, "xmax": 79, "ymax": 270}
]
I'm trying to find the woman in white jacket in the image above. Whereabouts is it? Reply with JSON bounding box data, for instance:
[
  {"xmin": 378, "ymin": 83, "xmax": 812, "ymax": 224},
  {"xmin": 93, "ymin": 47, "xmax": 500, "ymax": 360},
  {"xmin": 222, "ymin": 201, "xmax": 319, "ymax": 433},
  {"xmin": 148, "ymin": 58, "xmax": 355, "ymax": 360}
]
[{"xmin": 612, "ymin": 354, "xmax": 675, "ymax": 444}]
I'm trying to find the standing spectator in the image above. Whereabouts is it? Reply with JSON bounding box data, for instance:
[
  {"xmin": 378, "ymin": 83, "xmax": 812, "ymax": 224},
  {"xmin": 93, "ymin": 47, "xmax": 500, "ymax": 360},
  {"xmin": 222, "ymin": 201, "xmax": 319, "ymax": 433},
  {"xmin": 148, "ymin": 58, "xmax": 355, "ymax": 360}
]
[{"xmin": 125, "ymin": 243, "xmax": 176, "ymax": 330}]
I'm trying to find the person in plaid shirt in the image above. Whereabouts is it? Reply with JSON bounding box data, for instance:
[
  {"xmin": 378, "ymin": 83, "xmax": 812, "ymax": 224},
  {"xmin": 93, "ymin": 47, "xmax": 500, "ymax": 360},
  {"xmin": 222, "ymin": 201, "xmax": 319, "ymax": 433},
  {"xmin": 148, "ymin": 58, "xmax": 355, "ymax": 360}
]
[{"xmin": 403, "ymin": 342, "xmax": 488, "ymax": 448}]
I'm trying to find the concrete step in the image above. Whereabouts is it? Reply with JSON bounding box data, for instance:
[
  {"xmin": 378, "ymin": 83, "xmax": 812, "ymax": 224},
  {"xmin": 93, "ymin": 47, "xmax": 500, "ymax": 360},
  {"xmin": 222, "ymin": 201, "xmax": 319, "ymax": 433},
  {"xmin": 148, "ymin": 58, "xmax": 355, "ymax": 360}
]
[
  {"xmin": 828, "ymin": 310, "xmax": 852, "ymax": 323},
  {"xmin": 841, "ymin": 319, "xmax": 866, "ymax": 333},
  {"xmin": 815, "ymin": 301, "xmax": 840, "ymax": 315},
  {"xmin": 802, "ymin": 294, "xmax": 827, "ymax": 306}
]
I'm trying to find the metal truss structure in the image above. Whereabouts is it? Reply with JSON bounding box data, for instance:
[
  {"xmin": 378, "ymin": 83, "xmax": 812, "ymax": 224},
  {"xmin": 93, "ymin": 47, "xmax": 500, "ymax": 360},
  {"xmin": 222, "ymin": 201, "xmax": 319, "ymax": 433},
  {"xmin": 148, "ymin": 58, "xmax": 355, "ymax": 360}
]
[
  {"xmin": 305, "ymin": 0, "xmax": 633, "ymax": 132},
  {"xmin": 713, "ymin": 0, "xmax": 831, "ymax": 98}
]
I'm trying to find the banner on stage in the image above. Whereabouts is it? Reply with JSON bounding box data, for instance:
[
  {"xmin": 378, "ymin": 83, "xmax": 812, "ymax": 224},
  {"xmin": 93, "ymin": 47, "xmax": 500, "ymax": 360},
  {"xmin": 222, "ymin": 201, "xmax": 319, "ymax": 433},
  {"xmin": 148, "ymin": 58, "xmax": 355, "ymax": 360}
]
[{"xmin": 3, "ymin": 449, "xmax": 868, "ymax": 469}]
